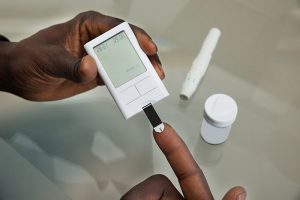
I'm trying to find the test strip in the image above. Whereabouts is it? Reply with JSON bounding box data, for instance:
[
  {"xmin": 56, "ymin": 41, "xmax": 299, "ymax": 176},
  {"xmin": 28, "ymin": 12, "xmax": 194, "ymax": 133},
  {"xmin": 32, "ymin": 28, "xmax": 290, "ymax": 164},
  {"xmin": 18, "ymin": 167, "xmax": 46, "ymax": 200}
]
[{"xmin": 142, "ymin": 103, "xmax": 165, "ymax": 133}]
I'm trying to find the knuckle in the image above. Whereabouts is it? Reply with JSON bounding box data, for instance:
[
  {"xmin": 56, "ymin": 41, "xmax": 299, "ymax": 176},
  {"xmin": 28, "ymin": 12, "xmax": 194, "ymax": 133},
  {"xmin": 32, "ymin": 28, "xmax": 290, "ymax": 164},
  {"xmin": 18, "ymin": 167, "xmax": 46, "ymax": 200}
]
[
  {"xmin": 164, "ymin": 143, "xmax": 184, "ymax": 157},
  {"xmin": 71, "ymin": 59, "xmax": 82, "ymax": 83},
  {"xmin": 160, "ymin": 71, "xmax": 165, "ymax": 79},
  {"xmin": 149, "ymin": 174, "xmax": 170, "ymax": 183},
  {"xmin": 75, "ymin": 10, "xmax": 102, "ymax": 23},
  {"xmin": 105, "ymin": 16, "xmax": 124, "ymax": 27},
  {"xmin": 113, "ymin": 17, "xmax": 124, "ymax": 24},
  {"xmin": 177, "ymin": 168, "xmax": 203, "ymax": 182},
  {"xmin": 78, "ymin": 10, "xmax": 98, "ymax": 18}
]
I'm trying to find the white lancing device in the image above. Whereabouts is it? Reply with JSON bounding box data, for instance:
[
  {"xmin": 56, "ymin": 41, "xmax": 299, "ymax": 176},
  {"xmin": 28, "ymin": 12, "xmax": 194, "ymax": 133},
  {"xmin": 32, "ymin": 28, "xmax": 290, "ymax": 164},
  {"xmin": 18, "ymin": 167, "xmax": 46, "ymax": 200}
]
[{"xmin": 180, "ymin": 28, "xmax": 221, "ymax": 100}]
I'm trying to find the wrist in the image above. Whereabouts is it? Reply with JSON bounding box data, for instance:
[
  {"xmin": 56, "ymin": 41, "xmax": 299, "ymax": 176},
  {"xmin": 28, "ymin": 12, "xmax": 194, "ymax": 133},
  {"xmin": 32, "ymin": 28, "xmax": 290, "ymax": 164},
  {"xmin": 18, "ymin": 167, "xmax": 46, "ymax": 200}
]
[{"xmin": 0, "ymin": 41, "xmax": 17, "ymax": 93}]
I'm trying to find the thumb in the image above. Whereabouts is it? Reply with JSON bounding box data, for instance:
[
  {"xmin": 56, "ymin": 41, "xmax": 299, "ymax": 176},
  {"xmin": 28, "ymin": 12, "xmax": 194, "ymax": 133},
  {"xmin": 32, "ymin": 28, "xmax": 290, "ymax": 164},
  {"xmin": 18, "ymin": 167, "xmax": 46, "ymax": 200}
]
[
  {"xmin": 60, "ymin": 55, "xmax": 98, "ymax": 83},
  {"xmin": 222, "ymin": 186, "xmax": 246, "ymax": 200}
]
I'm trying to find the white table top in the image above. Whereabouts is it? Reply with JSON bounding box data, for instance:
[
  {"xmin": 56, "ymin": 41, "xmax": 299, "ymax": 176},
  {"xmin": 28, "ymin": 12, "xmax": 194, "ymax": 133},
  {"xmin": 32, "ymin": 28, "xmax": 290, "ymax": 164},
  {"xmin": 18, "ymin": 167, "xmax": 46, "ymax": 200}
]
[
  {"xmin": 1, "ymin": 0, "xmax": 300, "ymax": 199},
  {"xmin": 1, "ymin": 54, "xmax": 299, "ymax": 200}
]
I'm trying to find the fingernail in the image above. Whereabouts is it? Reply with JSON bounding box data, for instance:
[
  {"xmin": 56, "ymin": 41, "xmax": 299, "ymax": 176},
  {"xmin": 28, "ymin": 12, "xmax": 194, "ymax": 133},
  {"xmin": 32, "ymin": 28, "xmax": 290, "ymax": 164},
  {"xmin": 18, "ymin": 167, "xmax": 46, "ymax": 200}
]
[
  {"xmin": 158, "ymin": 63, "xmax": 163, "ymax": 71},
  {"xmin": 237, "ymin": 192, "xmax": 246, "ymax": 200},
  {"xmin": 150, "ymin": 41, "xmax": 158, "ymax": 52},
  {"xmin": 158, "ymin": 64, "xmax": 165, "ymax": 79}
]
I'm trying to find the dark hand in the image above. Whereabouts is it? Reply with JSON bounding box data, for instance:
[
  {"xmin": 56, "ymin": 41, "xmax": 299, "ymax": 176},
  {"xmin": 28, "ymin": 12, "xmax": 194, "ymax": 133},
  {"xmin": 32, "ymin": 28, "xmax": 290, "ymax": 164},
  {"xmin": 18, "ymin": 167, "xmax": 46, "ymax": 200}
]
[
  {"xmin": 121, "ymin": 124, "xmax": 246, "ymax": 200},
  {"xmin": 0, "ymin": 11, "xmax": 164, "ymax": 101}
]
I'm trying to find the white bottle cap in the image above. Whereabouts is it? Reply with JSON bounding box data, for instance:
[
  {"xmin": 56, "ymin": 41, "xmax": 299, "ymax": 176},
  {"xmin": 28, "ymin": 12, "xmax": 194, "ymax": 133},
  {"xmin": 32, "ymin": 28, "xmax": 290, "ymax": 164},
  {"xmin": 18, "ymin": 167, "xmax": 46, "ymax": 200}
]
[
  {"xmin": 201, "ymin": 94, "xmax": 238, "ymax": 144},
  {"xmin": 204, "ymin": 94, "xmax": 238, "ymax": 127}
]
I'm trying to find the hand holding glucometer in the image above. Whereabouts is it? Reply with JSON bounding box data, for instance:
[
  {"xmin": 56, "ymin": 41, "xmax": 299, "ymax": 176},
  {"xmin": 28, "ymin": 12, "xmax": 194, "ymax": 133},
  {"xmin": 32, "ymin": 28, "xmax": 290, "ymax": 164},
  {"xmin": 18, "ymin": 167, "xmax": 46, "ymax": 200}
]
[{"xmin": 84, "ymin": 22, "xmax": 168, "ymax": 132}]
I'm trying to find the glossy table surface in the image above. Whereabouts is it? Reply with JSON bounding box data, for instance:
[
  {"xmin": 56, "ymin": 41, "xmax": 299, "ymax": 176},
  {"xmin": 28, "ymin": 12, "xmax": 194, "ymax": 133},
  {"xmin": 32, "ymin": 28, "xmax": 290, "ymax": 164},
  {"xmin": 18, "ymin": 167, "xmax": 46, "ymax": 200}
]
[{"xmin": 1, "ymin": 0, "xmax": 300, "ymax": 199}]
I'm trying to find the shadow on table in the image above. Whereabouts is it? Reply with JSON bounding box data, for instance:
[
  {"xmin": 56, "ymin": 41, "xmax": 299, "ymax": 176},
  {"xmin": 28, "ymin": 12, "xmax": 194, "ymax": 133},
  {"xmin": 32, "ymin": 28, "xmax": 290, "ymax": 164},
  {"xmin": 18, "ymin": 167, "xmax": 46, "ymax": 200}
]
[{"xmin": 0, "ymin": 99, "xmax": 153, "ymax": 199}]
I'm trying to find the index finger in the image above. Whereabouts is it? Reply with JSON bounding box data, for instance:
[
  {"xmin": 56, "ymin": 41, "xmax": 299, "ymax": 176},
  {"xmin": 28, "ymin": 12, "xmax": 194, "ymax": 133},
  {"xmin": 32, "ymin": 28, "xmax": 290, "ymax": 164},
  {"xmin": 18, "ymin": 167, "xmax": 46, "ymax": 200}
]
[
  {"xmin": 130, "ymin": 25, "xmax": 165, "ymax": 79},
  {"xmin": 129, "ymin": 24, "xmax": 157, "ymax": 55},
  {"xmin": 153, "ymin": 123, "xmax": 214, "ymax": 200}
]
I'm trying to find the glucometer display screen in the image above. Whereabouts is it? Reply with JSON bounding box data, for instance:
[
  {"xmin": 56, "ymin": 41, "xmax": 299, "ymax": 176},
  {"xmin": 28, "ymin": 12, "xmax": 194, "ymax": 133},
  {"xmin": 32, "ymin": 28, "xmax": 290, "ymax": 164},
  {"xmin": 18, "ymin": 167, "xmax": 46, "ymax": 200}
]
[{"xmin": 94, "ymin": 31, "xmax": 146, "ymax": 88}]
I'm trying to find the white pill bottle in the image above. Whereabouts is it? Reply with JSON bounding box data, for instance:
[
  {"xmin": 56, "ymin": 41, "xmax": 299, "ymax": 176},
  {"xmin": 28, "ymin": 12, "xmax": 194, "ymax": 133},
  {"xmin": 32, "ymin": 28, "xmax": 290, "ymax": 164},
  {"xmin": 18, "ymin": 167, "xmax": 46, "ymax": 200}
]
[{"xmin": 201, "ymin": 94, "xmax": 238, "ymax": 145}]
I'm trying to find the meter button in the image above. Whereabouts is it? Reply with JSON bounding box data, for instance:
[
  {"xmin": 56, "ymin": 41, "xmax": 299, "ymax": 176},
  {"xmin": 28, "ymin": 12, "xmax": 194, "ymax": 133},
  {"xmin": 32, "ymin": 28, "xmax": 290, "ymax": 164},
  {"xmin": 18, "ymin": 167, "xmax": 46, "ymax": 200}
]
[
  {"xmin": 120, "ymin": 86, "xmax": 140, "ymax": 104},
  {"xmin": 136, "ymin": 77, "xmax": 156, "ymax": 95}
]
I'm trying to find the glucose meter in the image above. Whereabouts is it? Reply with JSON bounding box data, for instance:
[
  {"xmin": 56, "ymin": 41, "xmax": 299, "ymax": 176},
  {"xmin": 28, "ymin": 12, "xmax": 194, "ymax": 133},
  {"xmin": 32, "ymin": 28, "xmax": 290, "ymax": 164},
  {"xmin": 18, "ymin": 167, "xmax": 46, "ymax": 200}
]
[{"xmin": 84, "ymin": 22, "xmax": 168, "ymax": 128}]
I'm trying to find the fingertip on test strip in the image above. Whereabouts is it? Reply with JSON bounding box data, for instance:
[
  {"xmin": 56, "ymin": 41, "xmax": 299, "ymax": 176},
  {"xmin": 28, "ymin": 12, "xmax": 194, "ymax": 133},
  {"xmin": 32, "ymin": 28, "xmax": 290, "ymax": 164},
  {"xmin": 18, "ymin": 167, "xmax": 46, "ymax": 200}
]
[{"xmin": 142, "ymin": 103, "xmax": 164, "ymax": 133}]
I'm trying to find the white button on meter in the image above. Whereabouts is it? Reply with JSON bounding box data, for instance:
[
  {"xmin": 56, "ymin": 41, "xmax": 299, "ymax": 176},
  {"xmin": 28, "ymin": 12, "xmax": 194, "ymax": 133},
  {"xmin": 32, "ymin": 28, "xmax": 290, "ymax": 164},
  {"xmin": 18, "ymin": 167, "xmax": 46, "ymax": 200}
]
[
  {"xmin": 119, "ymin": 86, "xmax": 140, "ymax": 105},
  {"xmin": 135, "ymin": 77, "xmax": 156, "ymax": 95}
]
